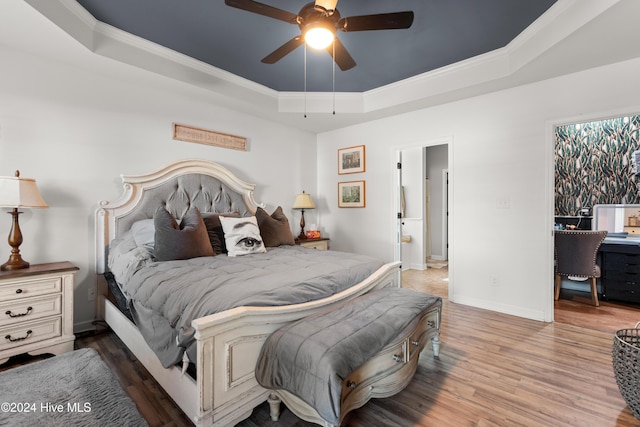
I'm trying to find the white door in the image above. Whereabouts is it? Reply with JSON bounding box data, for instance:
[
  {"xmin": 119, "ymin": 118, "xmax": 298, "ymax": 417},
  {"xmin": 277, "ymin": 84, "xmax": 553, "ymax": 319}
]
[{"xmin": 396, "ymin": 151, "xmax": 403, "ymax": 263}]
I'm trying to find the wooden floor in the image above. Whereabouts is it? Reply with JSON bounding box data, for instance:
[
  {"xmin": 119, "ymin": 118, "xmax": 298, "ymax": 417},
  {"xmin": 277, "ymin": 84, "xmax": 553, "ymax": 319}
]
[{"xmin": 3, "ymin": 266, "xmax": 640, "ymax": 426}]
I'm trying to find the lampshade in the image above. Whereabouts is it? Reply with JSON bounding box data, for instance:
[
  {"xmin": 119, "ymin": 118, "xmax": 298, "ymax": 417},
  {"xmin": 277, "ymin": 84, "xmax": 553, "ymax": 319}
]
[
  {"xmin": 292, "ymin": 192, "xmax": 316, "ymax": 210},
  {"xmin": 0, "ymin": 172, "xmax": 48, "ymax": 208}
]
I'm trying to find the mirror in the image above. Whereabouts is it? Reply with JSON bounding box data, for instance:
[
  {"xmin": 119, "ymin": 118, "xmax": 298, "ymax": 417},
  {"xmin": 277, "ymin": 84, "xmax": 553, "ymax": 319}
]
[{"xmin": 592, "ymin": 204, "xmax": 640, "ymax": 237}]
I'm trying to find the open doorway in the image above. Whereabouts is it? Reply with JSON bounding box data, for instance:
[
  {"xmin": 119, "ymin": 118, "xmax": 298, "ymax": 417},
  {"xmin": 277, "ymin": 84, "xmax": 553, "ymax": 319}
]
[
  {"xmin": 553, "ymin": 114, "xmax": 640, "ymax": 324},
  {"xmin": 396, "ymin": 141, "xmax": 450, "ymax": 299}
]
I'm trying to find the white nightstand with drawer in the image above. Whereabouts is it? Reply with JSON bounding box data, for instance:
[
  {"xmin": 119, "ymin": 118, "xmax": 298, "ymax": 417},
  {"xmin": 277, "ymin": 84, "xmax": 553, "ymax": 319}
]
[
  {"xmin": 296, "ymin": 237, "xmax": 330, "ymax": 251},
  {"xmin": 0, "ymin": 262, "xmax": 78, "ymax": 365}
]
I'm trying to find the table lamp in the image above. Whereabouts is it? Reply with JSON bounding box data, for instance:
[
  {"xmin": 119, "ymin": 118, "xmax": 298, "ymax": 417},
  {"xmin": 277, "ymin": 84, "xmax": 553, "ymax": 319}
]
[
  {"xmin": 292, "ymin": 191, "xmax": 315, "ymax": 240},
  {"xmin": 0, "ymin": 171, "xmax": 48, "ymax": 271}
]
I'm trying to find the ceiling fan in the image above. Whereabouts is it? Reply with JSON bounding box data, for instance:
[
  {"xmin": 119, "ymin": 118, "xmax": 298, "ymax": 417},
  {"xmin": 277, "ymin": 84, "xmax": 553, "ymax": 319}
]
[{"xmin": 224, "ymin": 0, "xmax": 414, "ymax": 71}]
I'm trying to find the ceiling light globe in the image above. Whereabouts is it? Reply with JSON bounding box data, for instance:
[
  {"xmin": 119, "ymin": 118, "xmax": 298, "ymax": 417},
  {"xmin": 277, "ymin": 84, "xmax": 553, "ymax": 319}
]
[{"xmin": 305, "ymin": 27, "xmax": 334, "ymax": 50}]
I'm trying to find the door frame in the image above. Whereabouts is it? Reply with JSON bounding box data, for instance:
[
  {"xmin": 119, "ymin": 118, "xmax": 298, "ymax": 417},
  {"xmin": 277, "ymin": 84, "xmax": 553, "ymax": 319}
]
[
  {"xmin": 392, "ymin": 137, "xmax": 453, "ymax": 296},
  {"xmin": 442, "ymin": 169, "xmax": 449, "ymax": 261},
  {"xmin": 548, "ymin": 110, "xmax": 640, "ymax": 322}
]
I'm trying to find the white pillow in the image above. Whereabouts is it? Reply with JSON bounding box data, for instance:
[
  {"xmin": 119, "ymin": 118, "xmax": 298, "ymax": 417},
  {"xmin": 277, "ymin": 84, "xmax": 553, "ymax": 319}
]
[
  {"xmin": 219, "ymin": 216, "xmax": 267, "ymax": 257},
  {"xmin": 131, "ymin": 219, "xmax": 155, "ymax": 251}
]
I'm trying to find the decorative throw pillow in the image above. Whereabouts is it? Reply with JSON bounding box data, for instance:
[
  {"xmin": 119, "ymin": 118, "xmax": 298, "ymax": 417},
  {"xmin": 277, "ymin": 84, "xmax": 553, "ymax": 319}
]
[
  {"xmin": 219, "ymin": 215, "xmax": 267, "ymax": 257},
  {"xmin": 255, "ymin": 206, "xmax": 295, "ymax": 247},
  {"xmin": 154, "ymin": 206, "xmax": 215, "ymax": 261},
  {"xmin": 201, "ymin": 212, "xmax": 240, "ymax": 254}
]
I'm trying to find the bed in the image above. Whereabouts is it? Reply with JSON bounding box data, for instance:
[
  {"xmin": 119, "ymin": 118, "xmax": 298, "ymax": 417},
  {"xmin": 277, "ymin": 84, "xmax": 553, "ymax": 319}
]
[{"xmin": 94, "ymin": 159, "xmax": 401, "ymax": 426}]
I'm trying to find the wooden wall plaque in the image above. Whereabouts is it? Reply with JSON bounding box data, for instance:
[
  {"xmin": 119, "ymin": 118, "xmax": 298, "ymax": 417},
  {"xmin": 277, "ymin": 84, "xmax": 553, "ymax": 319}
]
[{"xmin": 173, "ymin": 123, "xmax": 247, "ymax": 151}]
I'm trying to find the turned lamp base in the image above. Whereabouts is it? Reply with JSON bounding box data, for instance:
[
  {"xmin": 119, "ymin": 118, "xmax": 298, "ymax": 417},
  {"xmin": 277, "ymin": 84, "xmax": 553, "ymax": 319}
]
[
  {"xmin": 1, "ymin": 209, "xmax": 30, "ymax": 271},
  {"xmin": 298, "ymin": 209, "xmax": 307, "ymax": 240},
  {"xmin": 1, "ymin": 255, "xmax": 29, "ymax": 271}
]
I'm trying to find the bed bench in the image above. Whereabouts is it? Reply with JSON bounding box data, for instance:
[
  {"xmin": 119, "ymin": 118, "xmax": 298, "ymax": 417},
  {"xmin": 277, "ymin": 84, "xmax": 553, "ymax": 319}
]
[{"xmin": 255, "ymin": 287, "xmax": 442, "ymax": 427}]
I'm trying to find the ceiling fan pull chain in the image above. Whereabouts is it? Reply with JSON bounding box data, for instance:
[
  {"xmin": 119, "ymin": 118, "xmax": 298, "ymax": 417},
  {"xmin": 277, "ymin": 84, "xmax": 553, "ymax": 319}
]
[
  {"xmin": 304, "ymin": 43, "xmax": 307, "ymax": 118},
  {"xmin": 332, "ymin": 40, "xmax": 336, "ymax": 115}
]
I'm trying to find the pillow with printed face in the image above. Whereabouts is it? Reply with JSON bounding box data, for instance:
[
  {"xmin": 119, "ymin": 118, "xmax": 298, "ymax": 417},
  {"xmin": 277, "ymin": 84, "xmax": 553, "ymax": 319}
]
[
  {"xmin": 255, "ymin": 206, "xmax": 295, "ymax": 247},
  {"xmin": 219, "ymin": 215, "xmax": 267, "ymax": 257},
  {"xmin": 154, "ymin": 206, "xmax": 215, "ymax": 261},
  {"xmin": 201, "ymin": 211, "xmax": 240, "ymax": 254}
]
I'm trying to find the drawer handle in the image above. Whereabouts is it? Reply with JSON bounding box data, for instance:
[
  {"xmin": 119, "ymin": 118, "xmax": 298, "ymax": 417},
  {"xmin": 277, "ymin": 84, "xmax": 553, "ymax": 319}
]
[
  {"xmin": 5, "ymin": 307, "xmax": 32, "ymax": 318},
  {"xmin": 15, "ymin": 289, "xmax": 23, "ymax": 294},
  {"xmin": 346, "ymin": 381, "xmax": 357, "ymax": 389},
  {"xmin": 5, "ymin": 330, "xmax": 32, "ymax": 342},
  {"xmin": 411, "ymin": 340, "xmax": 420, "ymax": 346}
]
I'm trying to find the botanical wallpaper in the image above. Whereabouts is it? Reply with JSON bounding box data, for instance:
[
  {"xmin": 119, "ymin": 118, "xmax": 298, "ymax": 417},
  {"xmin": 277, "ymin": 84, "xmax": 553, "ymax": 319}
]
[{"xmin": 555, "ymin": 115, "xmax": 640, "ymax": 216}]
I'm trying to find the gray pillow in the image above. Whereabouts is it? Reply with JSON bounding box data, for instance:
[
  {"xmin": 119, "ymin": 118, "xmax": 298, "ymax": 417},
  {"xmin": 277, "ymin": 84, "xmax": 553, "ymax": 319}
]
[
  {"xmin": 219, "ymin": 215, "xmax": 267, "ymax": 257},
  {"xmin": 255, "ymin": 206, "xmax": 295, "ymax": 247},
  {"xmin": 154, "ymin": 206, "xmax": 215, "ymax": 261}
]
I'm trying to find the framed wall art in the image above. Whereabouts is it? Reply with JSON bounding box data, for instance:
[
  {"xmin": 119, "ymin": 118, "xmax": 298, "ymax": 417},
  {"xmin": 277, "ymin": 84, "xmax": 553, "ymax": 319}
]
[
  {"xmin": 338, "ymin": 180, "xmax": 366, "ymax": 208},
  {"xmin": 338, "ymin": 145, "xmax": 365, "ymax": 174}
]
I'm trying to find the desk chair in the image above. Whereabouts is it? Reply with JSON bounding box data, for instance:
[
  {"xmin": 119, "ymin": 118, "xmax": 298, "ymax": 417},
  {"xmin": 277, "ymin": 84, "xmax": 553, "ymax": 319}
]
[{"xmin": 554, "ymin": 230, "xmax": 608, "ymax": 306}]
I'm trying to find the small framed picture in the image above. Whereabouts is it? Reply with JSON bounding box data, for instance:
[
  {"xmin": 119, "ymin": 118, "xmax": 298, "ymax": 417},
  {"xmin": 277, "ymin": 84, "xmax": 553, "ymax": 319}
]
[
  {"xmin": 338, "ymin": 180, "xmax": 366, "ymax": 208},
  {"xmin": 338, "ymin": 145, "xmax": 365, "ymax": 174}
]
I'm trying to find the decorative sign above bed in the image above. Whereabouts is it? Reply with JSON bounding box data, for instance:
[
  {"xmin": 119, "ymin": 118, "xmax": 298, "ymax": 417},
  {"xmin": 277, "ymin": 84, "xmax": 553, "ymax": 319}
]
[{"xmin": 173, "ymin": 123, "xmax": 247, "ymax": 151}]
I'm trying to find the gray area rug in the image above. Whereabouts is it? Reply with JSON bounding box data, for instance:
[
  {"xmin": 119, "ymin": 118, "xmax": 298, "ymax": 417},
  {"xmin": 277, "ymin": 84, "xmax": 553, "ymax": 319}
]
[{"xmin": 0, "ymin": 348, "xmax": 147, "ymax": 426}]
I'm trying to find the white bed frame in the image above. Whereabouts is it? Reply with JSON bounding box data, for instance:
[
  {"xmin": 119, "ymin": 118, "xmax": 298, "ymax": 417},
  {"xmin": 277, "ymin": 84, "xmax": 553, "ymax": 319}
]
[{"xmin": 95, "ymin": 159, "xmax": 401, "ymax": 426}]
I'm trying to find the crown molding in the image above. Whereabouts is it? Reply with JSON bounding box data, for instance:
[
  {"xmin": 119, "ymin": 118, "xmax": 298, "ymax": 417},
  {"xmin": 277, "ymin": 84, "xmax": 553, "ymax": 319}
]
[{"xmin": 20, "ymin": 0, "xmax": 632, "ymax": 133}]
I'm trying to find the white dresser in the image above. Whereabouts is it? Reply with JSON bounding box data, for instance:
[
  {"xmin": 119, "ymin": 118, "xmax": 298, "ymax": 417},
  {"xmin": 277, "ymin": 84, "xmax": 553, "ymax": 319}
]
[{"xmin": 0, "ymin": 262, "xmax": 78, "ymax": 365}]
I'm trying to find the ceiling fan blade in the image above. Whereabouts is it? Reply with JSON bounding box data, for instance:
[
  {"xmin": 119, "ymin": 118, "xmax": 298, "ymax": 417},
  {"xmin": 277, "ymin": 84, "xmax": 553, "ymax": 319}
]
[
  {"xmin": 225, "ymin": 0, "xmax": 298, "ymax": 24},
  {"xmin": 327, "ymin": 38, "xmax": 356, "ymax": 71},
  {"xmin": 261, "ymin": 36, "xmax": 304, "ymax": 64},
  {"xmin": 338, "ymin": 11, "xmax": 414, "ymax": 32}
]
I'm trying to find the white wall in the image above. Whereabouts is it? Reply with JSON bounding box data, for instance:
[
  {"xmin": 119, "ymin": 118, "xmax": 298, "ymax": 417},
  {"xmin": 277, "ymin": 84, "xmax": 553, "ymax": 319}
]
[
  {"xmin": 318, "ymin": 57, "xmax": 640, "ymax": 322},
  {"xmin": 0, "ymin": 45, "xmax": 317, "ymax": 332}
]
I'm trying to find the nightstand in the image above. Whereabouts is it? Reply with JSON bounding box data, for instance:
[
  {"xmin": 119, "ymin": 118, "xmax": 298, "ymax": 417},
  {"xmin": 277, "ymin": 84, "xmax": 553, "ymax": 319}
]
[
  {"xmin": 296, "ymin": 237, "xmax": 330, "ymax": 251},
  {"xmin": 0, "ymin": 262, "xmax": 78, "ymax": 365}
]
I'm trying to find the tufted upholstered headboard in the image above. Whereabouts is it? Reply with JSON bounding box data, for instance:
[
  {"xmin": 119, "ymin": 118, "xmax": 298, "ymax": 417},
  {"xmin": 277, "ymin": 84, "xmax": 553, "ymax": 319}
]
[{"xmin": 95, "ymin": 159, "xmax": 261, "ymax": 273}]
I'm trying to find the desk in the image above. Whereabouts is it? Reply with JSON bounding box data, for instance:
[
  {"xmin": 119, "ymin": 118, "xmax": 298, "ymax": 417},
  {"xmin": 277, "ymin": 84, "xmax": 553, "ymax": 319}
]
[
  {"xmin": 600, "ymin": 238, "xmax": 640, "ymax": 303},
  {"xmin": 555, "ymin": 215, "xmax": 592, "ymax": 230}
]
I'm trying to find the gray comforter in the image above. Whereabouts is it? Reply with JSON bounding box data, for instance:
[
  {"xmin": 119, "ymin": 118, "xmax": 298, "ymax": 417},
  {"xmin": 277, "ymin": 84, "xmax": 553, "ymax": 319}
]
[
  {"xmin": 254, "ymin": 288, "xmax": 442, "ymax": 426},
  {"xmin": 120, "ymin": 246, "xmax": 384, "ymax": 367}
]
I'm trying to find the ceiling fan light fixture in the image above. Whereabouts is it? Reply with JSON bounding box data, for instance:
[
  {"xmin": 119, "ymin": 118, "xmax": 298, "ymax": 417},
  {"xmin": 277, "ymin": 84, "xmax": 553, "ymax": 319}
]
[
  {"xmin": 304, "ymin": 25, "xmax": 335, "ymax": 50},
  {"xmin": 226, "ymin": 0, "xmax": 414, "ymax": 71}
]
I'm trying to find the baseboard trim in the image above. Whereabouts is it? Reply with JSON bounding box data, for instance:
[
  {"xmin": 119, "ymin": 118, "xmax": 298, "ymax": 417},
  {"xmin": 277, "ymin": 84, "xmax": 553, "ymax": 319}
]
[{"xmin": 74, "ymin": 320, "xmax": 97, "ymax": 334}]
